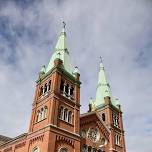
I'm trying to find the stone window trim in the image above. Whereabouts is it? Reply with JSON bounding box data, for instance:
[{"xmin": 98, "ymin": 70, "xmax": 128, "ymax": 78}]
[
  {"xmin": 87, "ymin": 127, "xmax": 100, "ymax": 143},
  {"xmin": 112, "ymin": 113, "xmax": 119, "ymax": 128},
  {"xmin": 36, "ymin": 106, "xmax": 48, "ymax": 123},
  {"xmin": 58, "ymin": 147, "xmax": 68, "ymax": 152},
  {"xmin": 80, "ymin": 129, "xmax": 87, "ymax": 138},
  {"xmin": 39, "ymin": 80, "xmax": 51, "ymax": 97},
  {"xmin": 58, "ymin": 106, "xmax": 73, "ymax": 124},
  {"xmin": 115, "ymin": 134, "xmax": 121, "ymax": 146},
  {"xmin": 60, "ymin": 79, "xmax": 75, "ymax": 100}
]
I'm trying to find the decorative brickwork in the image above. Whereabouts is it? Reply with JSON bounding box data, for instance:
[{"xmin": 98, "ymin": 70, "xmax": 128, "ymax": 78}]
[{"xmin": 0, "ymin": 25, "xmax": 126, "ymax": 152}]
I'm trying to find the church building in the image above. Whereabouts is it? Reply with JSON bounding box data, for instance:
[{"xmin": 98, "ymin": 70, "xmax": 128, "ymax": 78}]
[{"xmin": 0, "ymin": 23, "xmax": 126, "ymax": 152}]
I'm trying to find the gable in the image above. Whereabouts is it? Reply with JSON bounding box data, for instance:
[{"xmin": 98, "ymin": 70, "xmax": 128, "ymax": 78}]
[{"xmin": 80, "ymin": 112, "xmax": 110, "ymax": 145}]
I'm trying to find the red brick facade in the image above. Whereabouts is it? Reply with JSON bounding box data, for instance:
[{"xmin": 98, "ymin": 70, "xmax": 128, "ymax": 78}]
[{"xmin": 0, "ymin": 39, "xmax": 126, "ymax": 152}]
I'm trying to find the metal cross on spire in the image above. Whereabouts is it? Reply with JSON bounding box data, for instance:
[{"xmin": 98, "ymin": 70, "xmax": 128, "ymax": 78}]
[
  {"xmin": 100, "ymin": 56, "xmax": 103, "ymax": 63},
  {"xmin": 62, "ymin": 21, "xmax": 66, "ymax": 29}
]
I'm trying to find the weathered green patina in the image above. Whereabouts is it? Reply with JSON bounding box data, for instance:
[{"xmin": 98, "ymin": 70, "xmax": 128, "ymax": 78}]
[
  {"xmin": 92, "ymin": 60, "xmax": 119, "ymax": 109},
  {"xmin": 37, "ymin": 22, "xmax": 80, "ymax": 83},
  {"xmin": 45, "ymin": 22, "xmax": 75, "ymax": 75}
]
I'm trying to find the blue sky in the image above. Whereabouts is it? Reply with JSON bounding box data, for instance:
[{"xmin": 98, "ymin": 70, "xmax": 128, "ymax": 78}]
[{"xmin": 0, "ymin": 0, "xmax": 152, "ymax": 151}]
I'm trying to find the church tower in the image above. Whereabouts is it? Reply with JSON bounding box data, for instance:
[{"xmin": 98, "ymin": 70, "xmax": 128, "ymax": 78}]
[
  {"xmin": 88, "ymin": 59, "xmax": 126, "ymax": 152},
  {"xmin": 0, "ymin": 23, "xmax": 126, "ymax": 152},
  {"xmin": 28, "ymin": 22, "xmax": 81, "ymax": 152}
]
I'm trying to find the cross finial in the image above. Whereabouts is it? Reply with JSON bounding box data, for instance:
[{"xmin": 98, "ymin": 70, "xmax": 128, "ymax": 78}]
[
  {"xmin": 62, "ymin": 21, "xmax": 66, "ymax": 29},
  {"xmin": 100, "ymin": 56, "xmax": 103, "ymax": 63}
]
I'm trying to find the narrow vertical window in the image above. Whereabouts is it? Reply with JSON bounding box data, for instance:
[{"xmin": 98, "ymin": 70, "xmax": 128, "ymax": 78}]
[
  {"xmin": 65, "ymin": 84, "xmax": 69, "ymax": 96},
  {"xmin": 63, "ymin": 108, "xmax": 68, "ymax": 121},
  {"xmin": 44, "ymin": 106, "xmax": 48, "ymax": 118},
  {"xmin": 41, "ymin": 108, "xmax": 44, "ymax": 119},
  {"xmin": 68, "ymin": 111, "xmax": 72, "ymax": 123},
  {"xmin": 37, "ymin": 110, "xmax": 40, "ymax": 122},
  {"xmin": 70, "ymin": 87, "xmax": 74, "ymax": 96},
  {"xmin": 115, "ymin": 135, "xmax": 117, "ymax": 145},
  {"xmin": 44, "ymin": 84, "xmax": 47, "ymax": 93},
  {"xmin": 60, "ymin": 80, "xmax": 64, "ymax": 92},
  {"xmin": 59, "ymin": 106, "xmax": 64, "ymax": 119},
  {"xmin": 88, "ymin": 146, "xmax": 92, "ymax": 152},
  {"xmin": 38, "ymin": 110, "xmax": 41, "ymax": 122},
  {"xmin": 102, "ymin": 113, "xmax": 106, "ymax": 121},
  {"xmin": 113, "ymin": 113, "xmax": 119, "ymax": 127},
  {"xmin": 40, "ymin": 86, "xmax": 43, "ymax": 96},
  {"xmin": 48, "ymin": 80, "xmax": 51, "ymax": 91},
  {"xmin": 115, "ymin": 134, "xmax": 121, "ymax": 145}
]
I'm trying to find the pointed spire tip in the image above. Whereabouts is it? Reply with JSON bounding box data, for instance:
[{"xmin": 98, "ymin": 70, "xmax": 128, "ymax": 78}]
[
  {"xmin": 62, "ymin": 21, "xmax": 66, "ymax": 29},
  {"xmin": 100, "ymin": 56, "xmax": 103, "ymax": 63}
]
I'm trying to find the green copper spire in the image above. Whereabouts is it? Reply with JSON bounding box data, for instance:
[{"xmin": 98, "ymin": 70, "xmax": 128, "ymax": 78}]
[
  {"xmin": 94, "ymin": 57, "xmax": 118, "ymax": 108},
  {"xmin": 55, "ymin": 21, "xmax": 68, "ymax": 52},
  {"xmin": 45, "ymin": 22, "xmax": 74, "ymax": 75}
]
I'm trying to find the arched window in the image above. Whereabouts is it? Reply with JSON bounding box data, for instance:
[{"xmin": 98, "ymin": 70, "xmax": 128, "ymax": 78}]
[
  {"xmin": 48, "ymin": 80, "xmax": 51, "ymax": 91},
  {"xmin": 113, "ymin": 113, "xmax": 119, "ymax": 127},
  {"xmin": 59, "ymin": 106, "xmax": 64, "ymax": 119},
  {"xmin": 81, "ymin": 144, "xmax": 87, "ymax": 152},
  {"xmin": 40, "ymin": 86, "xmax": 43, "ymax": 96},
  {"xmin": 44, "ymin": 83, "xmax": 47, "ymax": 93},
  {"xmin": 63, "ymin": 108, "xmax": 68, "ymax": 121},
  {"xmin": 70, "ymin": 87, "xmax": 74, "ymax": 96},
  {"xmin": 60, "ymin": 80, "xmax": 64, "ymax": 92},
  {"xmin": 65, "ymin": 84, "xmax": 69, "ymax": 96},
  {"xmin": 102, "ymin": 113, "xmax": 106, "ymax": 121},
  {"xmin": 37, "ymin": 110, "xmax": 40, "ymax": 122},
  {"xmin": 68, "ymin": 111, "xmax": 72, "ymax": 123},
  {"xmin": 33, "ymin": 147, "xmax": 39, "ymax": 152},
  {"xmin": 44, "ymin": 106, "xmax": 48, "ymax": 118},
  {"xmin": 41, "ymin": 108, "xmax": 44, "ymax": 119},
  {"xmin": 38, "ymin": 110, "xmax": 42, "ymax": 122},
  {"xmin": 59, "ymin": 148, "xmax": 68, "ymax": 152},
  {"xmin": 115, "ymin": 134, "xmax": 121, "ymax": 145},
  {"xmin": 88, "ymin": 146, "xmax": 92, "ymax": 152}
]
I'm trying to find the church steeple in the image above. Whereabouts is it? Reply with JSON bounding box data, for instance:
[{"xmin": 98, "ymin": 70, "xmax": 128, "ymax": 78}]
[
  {"xmin": 93, "ymin": 58, "xmax": 119, "ymax": 109},
  {"xmin": 45, "ymin": 22, "xmax": 74, "ymax": 75},
  {"xmin": 29, "ymin": 23, "xmax": 81, "ymax": 147},
  {"xmin": 55, "ymin": 21, "xmax": 68, "ymax": 52},
  {"xmin": 95, "ymin": 58, "xmax": 112, "ymax": 107}
]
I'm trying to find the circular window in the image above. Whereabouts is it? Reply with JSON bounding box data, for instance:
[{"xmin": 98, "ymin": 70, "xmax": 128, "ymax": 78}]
[
  {"xmin": 59, "ymin": 148, "xmax": 68, "ymax": 152},
  {"xmin": 88, "ymin": 128, "xmax": 100, "ymax": 142}
]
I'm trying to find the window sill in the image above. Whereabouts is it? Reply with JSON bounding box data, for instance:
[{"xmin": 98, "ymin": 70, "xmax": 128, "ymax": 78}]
[
  {"xmin": 38, "ymin": 91, "xmax": 51, "ymax": 101},
  {"xmin": 60, "ymin": 92, "xmax": 74, "ymax": 100},
  {"xmin": 34, "ymin": 118, "xmax": 47, "ymax": 124},
  {"xmin": 58, "ymin": 118, "xmax": 73, "ymax": 126},
  {"xmin": 115, "ymin": 144, "xmax": 122, "ymax": 148}
]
